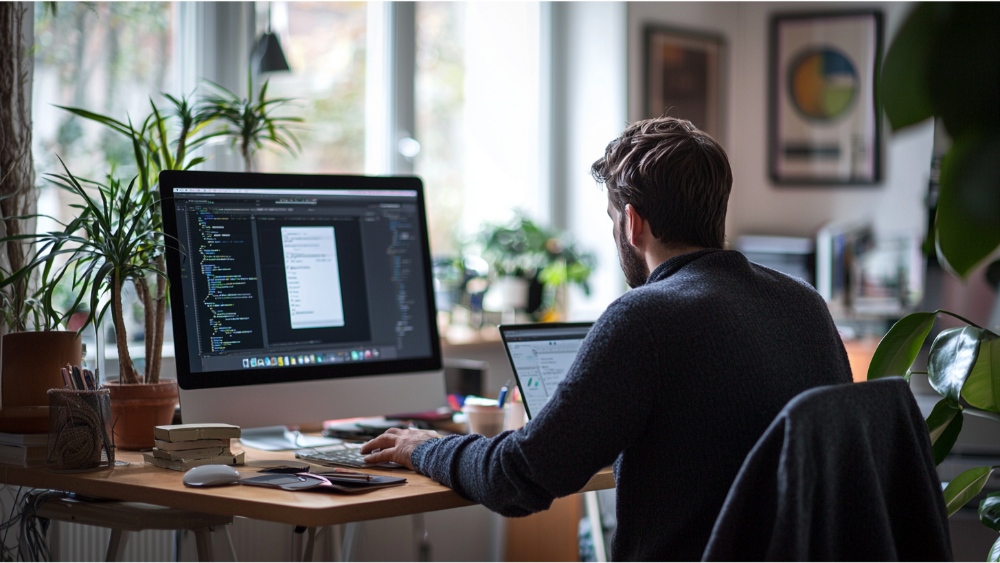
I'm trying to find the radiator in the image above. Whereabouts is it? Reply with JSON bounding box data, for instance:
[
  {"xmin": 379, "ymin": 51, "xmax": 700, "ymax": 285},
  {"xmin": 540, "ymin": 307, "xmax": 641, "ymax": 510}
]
[{"xmin": 52, "ymin": 521, "xmax": 174, "ymax": 561}]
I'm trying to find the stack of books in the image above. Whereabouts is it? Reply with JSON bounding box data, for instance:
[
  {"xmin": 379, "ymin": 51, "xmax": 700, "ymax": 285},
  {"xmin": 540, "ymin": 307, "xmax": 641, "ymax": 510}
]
[
  {"xmin": 0, "ymin": 432, "xmax": 48, "ymax": 467},
  {"xmin": 143, "ymin": 424, "xmax": 244, "ymax": 471}
]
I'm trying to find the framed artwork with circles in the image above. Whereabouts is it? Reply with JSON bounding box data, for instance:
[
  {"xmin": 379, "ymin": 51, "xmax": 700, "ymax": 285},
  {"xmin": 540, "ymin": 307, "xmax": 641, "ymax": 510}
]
[{"xmin": 770, "ymin": 11, "xmax": 884, "ymax": 185}]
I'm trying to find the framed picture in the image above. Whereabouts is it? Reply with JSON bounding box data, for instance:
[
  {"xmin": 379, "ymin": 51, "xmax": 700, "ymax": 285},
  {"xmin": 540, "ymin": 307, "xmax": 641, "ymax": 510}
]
[
  {"xmin": 645, "ymin": 26, "xmax": 724, "ymax": 141},
  {"xmin": 770, "ymin": 11, "xmax": 884, "ymax": 185}
]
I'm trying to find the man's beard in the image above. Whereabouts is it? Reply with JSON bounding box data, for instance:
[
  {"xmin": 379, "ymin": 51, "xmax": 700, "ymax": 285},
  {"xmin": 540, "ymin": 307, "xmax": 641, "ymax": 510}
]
[{"xmin": 617, "ymin": 219, "xmax": 649, "ymax": 289}]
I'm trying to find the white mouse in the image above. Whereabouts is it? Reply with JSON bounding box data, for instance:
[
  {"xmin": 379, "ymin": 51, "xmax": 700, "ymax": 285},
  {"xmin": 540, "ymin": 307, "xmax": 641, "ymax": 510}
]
[{"xmin": 183, "ymin": 464, "xmax": 241, "ymax": 487}]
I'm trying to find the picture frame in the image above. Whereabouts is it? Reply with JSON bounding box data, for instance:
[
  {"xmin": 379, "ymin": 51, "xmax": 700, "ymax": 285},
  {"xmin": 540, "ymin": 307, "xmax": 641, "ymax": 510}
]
[
  {"xmin": 644, "ymin": 26, "xmax": 725, "ymax": 141},
  {"xmin": 770, "ymin": 11, "xmax": 884, "ymax": 185}
]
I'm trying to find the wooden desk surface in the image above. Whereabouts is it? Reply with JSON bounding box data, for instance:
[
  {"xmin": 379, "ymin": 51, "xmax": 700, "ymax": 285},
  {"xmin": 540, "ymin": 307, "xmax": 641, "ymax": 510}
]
[{"xmin": 1, "ymin": 444, "xmax": 615, "ymax": 528}]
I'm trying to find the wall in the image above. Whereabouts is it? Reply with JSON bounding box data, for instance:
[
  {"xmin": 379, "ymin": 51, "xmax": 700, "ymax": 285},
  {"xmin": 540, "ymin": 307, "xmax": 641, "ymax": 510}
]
[{"xmin": 627, "ymin": 2, "xmax": 935, "ymax": 243}]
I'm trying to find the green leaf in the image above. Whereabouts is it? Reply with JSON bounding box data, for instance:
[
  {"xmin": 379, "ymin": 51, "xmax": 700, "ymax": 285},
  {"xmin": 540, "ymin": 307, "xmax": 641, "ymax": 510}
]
[
  {"xmin": 925, "ymin": 3, "xmax": 1000, "ymax": 139},
  {"xmin": 961, "ymin": 334, "xmax": 1000, "ymax": 412},
  {"xmin": 926, "ymin": 399, "xmax": 964, "ymax": 465},
  {"xmin": 929, "ymin": 326, "xmax": 985, "ymax": 405},
  {"xmin": 936, "ymin": 132, "xmax": 1000, "ymax": 278},
  {"xmin": 990, "ymin": 535, "xmax": 1000, "ymax": 562},
  {"xmin": 879, "ymin": 3, "xmax": 937, "ymax": 130},
  {"xmin": 868, "ymin": 312, "xmax": 937, "ymax": 380},
  {"xmin": 981, "ymin": 491, "xmax": 1000, "ymax": 532},
  {"xmin": 943, "ymin": 466, "xmax": 994, "ymax": 517}
]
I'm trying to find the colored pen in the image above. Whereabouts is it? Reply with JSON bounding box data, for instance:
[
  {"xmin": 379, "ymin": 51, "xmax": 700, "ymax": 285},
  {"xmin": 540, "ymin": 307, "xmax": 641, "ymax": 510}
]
[
  {"xmin": 83, "ymin": 370, "xmax": 95, "ymax": 391},
  {"xmin": 497, "ymin": 379, "xmax": 511, "ymax": 407}
]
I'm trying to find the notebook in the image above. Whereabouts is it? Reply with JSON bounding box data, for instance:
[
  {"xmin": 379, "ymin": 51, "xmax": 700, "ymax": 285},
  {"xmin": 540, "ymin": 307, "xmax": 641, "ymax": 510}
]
[{"xmin": 499, "ymin": 323, "xmax": 593, "ymax": 419}]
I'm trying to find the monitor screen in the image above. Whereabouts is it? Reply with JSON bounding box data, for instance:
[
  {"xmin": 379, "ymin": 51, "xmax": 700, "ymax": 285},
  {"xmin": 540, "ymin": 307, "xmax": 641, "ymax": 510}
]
[
  {"xmin": 160, "ymin": 171, "xmax": 441, "ymax": 391},
  {"xmin": 500, "ymin": 323, "xmax": 592, "ymax": 419}
]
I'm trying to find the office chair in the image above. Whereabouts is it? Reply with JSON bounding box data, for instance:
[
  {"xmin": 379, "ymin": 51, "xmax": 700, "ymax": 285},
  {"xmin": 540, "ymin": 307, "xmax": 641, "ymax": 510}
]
[{"xmin": 702, "ymin": 377, "xmax": 953, "ymax": 561}]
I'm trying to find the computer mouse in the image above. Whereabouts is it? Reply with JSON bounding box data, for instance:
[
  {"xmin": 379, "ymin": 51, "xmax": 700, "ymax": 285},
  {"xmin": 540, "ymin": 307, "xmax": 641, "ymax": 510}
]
[{"xmin": 183, "ymin": 464, "xmax": 241, "ymax": 487}]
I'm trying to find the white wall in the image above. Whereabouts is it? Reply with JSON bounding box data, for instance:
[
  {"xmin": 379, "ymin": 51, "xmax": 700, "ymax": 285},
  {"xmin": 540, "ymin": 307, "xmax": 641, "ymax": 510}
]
[{"xmin": 627, "ymin": 2, "xmax": 935, "ymax": 243}]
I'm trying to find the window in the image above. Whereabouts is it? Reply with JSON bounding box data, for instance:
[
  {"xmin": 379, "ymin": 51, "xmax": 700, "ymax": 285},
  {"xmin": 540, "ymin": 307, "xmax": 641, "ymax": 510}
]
[
  {"xmin": 253, "ymin": 2, "xmax": 367, "ymax": 175},
  {"xmin": 415, "ymin": 2, "xmax": 543, "ymax": 257},
  {"xmin": 33, "ymin": 2, "xmax": 178, "ymax": 366}
]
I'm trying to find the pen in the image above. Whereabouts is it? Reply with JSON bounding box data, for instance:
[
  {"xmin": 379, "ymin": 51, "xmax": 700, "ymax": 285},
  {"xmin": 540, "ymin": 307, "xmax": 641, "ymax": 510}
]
[
  {"xmin": 61, "ymin": 368, "xmax": 71, "ymax": 389},
  {"xmin": 497, "ymin": 379, "xmax": 511, "ymax": 407},
  {"xmin": 83, "ymin": 369, "xmax": 95, "ymax": 391},
  {"xmin": 329, "ymin": 468, "xmax": 373, "ymax": 481}
]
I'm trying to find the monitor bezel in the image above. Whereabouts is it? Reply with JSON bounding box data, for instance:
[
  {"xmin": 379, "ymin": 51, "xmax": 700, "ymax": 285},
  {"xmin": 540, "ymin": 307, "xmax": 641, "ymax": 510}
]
[
  {"xmin": 498, "ymin": 322, "xmax": 594, "ymax": 420},
  {"xmin": 159, "ymin": 170, "xmax": 443, "ymax": 391}
]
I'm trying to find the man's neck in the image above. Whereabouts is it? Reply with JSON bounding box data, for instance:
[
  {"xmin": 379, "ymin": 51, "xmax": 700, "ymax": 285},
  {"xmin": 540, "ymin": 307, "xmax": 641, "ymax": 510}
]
[{"xmin": 644, "ymin": 244, "xmax": 707, "ymax": 275}]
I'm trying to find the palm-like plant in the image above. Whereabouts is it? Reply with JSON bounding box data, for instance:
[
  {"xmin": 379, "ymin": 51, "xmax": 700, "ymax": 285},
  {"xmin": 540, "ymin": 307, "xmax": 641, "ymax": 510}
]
[
  {"xmin": 196, "ymin": 74, "xmax": 302, "ymax": 172},
  {"xmin": 56, "ymin": 94, "xmax": 209, "ymax": 383},
  {"xmin": 40, "ymin": 159, "xmax": 167, "ymax": 384}
]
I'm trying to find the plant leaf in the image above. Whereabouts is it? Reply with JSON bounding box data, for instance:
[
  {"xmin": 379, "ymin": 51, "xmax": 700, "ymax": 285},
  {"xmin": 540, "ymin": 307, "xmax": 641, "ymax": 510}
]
[
  {"xmin": 981, "ymin": 491, "xmax": 1000, "ymax": 532},
  {"xmin": 926, "ymin": 399, "xmax": 964, "ymax": 465},
  {"xmin": 929, "ymin": 326, "xmax": 985, "ymax": 405},
  {"xmin": 961, "ymin": 334, "xmax": 1000, "ymax": 412},
  {"xmin": 943, "ymin": 466, "xmax": 995, "ymax": 517},
  {"xmin": 879, "ymin": 3, "xmax": 937, "ymax": 130},
  {"xmin": 991, "ymin": 535, "xmax": 1000, "ymax": 562},
  {"xmin": 925, "ymin": 3, "xmax": 1000, "ymax": 139},
  {"xmin": 868, "ymin": 311, "xmax": 937, "ymax": 380},
  {"xmin": 936, "ymin": 132, "xmax": 1000, "ymax": 279}
]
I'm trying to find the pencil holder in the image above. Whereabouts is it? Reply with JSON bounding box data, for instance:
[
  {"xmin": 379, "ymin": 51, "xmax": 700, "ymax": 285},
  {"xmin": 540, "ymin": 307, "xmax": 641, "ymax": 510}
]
[{"xmin": 46, "ymin": 388, "xmax": 115, "ymax": 472}]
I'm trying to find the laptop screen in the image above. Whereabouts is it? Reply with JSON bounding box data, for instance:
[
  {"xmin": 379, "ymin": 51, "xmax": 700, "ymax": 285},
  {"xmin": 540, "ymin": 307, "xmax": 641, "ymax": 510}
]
[{"xmin": 500, "ymin": 323, "xmax": 593, "ymax": 419}]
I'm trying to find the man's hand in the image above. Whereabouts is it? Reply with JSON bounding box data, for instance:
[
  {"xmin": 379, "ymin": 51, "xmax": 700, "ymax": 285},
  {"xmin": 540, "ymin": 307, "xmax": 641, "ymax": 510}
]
[{"xmin": 360, "ymin": 428, "xmax": 441, "ymax": 470}]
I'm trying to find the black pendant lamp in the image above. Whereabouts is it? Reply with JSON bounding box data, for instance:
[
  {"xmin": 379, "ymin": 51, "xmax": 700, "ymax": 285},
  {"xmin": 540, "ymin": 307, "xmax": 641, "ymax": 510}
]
[{"xmin": 254, "ymin": 4, "xmax": 290, "ymax": 73}]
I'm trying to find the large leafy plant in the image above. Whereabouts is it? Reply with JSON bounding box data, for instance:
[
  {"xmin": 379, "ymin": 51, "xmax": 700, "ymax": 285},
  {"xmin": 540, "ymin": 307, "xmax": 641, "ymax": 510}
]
[
  {"xmin": 872, "ymin": 4, "xmax": 999, "ymax": 557},
  {"xmin": 880, "ymin": 3, "xmax": 999, "ymax": 278}
]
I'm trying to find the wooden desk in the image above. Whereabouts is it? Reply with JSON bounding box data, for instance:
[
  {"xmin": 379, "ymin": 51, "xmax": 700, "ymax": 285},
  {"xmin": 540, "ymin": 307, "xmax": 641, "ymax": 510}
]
[{"xmin": 1, "ymin": 443, "xmax": 616, "ymax": 528}]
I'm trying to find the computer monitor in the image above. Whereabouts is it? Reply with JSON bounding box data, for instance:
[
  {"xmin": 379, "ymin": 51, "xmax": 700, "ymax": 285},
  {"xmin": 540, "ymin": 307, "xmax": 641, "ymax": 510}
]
[{"xmin": 159, "ymin": 171, "xmax": 445, "ymax": 434}]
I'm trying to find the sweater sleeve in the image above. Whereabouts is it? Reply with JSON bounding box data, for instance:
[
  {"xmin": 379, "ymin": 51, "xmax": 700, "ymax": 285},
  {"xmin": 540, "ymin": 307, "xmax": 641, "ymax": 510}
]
[{"xmin": 410, "ymin": 300, "xmax": 658, "ymax": 517}]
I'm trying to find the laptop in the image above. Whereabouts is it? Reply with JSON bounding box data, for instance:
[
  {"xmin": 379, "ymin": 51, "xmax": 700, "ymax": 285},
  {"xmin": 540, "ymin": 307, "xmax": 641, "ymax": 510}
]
[{"xmin": 499, "ymin": 323, "xmax": 594, "ymax": 419}]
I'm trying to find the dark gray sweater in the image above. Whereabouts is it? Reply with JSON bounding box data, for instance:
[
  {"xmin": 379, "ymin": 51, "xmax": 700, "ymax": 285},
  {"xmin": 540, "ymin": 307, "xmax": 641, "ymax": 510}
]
[{"xmin": 412, "ymin": 249, "xmax": 853, "ymax": 561}]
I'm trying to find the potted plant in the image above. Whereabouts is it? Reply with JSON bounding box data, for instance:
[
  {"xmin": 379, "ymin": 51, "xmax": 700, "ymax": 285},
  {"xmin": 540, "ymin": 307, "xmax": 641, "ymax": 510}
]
[
  {"xmin": 868, "ymin": 3, "xmax": 1000, "ymax": 558},
  {"xmin": 476, "ymin": 212, "xmax": 595, "ymax": 320},
  {"xmin": 52, "ymin": 77, "xmax": 303, "ymax": 448},
  {"xmin": 0, "ymin": 212, "xmax": 89, "ymax": 434},
  {"xmin": 195, "ymin": 74, "xmax": 302, "ymax": 172}
]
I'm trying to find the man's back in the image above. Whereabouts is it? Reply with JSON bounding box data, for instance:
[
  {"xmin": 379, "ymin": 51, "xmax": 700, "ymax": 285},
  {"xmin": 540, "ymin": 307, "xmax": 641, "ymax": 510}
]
[
  {"xmin": 604, "ymin": 249, "xmax": 852, "ymax": 560},
  {"xmin": 411, "ymin": 249, "xmax": 852, "ymax": 560}
]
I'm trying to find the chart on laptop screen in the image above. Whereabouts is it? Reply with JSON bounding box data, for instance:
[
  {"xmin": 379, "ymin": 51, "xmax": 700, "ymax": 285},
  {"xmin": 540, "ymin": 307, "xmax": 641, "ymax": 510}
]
[{"xmin": 502, "ymin": 324, "xmax": 592, "ymax": 418}]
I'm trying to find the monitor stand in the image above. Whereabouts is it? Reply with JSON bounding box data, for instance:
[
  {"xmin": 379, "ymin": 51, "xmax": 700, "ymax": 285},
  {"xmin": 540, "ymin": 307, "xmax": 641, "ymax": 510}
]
[{"xmin": 239, "ymin": 426, "xmax": 343, "ymax": 451}]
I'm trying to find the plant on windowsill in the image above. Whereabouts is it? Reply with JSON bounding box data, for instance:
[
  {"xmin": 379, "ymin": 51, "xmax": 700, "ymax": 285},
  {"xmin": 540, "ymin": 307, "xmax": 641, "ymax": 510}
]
[
  {"xmin": 476, "ymin": 212, "xmax": 595, "ymax": 321},
  {"xmin": 869, "ymin": 2, "xmax": 1000, "ymax": 559},
  {"xmin": 195, "ymin": 74, "xmax": 302, "ymax": 172}
]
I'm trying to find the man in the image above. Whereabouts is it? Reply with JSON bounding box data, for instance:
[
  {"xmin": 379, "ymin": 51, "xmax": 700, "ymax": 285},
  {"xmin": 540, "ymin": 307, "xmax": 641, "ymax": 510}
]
[{"xmin": 362, "ymin": 117, "xmax": 853, "ymax": 560}]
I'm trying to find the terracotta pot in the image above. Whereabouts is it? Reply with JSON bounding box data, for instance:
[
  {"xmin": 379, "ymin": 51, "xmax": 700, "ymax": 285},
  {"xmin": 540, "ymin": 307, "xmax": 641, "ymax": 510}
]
[
  {"xmin": 105, "ymin": 380, "xmax": 178, "ymax": 450},
  {"xmin": 0, "ymin": 331, "xmax": 83, "ymax": 433}
]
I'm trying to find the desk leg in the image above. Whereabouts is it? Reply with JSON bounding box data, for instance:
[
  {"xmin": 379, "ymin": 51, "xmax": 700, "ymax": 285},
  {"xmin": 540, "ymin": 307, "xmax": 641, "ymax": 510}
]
[
  {"xmin": 302, "ymin": 527, "xmax": 318, "ymax": 562},
  {"xmin": 106, "ymin": 529, "xmax": 129, "ymax": 562},
  {"xmin": 341, "ymin": 522, "xmax": 361, "ymax": 562},
  {"xmin": 194, "ymin": 528, "xmax": 215, "ymax": 561}
]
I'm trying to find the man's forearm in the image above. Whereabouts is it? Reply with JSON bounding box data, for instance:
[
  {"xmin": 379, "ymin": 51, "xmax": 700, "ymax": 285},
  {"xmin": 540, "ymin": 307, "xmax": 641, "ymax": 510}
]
[{"xmin": 411, "ymin": 431, "xmax": 561, "ymax": 518}]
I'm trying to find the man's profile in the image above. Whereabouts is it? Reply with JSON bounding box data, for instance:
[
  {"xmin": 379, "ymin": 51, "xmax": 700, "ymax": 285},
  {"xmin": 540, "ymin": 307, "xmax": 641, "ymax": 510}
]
[{"xmin": 363, "ymin": 117, "xmax": 853, "ymax": 560}]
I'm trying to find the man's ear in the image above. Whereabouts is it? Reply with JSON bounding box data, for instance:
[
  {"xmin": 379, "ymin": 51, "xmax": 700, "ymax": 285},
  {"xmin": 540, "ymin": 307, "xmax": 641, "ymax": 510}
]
[{"xmin": 624, "ymin": 204, "xmax": 643, "ymax": 247}]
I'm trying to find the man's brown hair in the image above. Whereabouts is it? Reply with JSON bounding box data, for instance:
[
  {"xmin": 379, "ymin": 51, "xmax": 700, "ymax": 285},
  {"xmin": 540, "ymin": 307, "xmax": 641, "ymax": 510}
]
[{"xmin": 591, "ymin": 117, "xmax": 733, "ymax": 249}]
